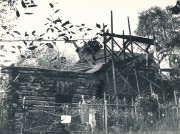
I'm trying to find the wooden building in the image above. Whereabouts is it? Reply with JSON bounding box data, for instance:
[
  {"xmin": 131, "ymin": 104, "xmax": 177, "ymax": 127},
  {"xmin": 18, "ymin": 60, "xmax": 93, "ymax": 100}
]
[
  {"xmin": 1, "ymin": 66, "xmax": 102, "ymax": 109},
  {"xmin": 1, "ymin": 33, "xmax": 173, "ymax": 109}
]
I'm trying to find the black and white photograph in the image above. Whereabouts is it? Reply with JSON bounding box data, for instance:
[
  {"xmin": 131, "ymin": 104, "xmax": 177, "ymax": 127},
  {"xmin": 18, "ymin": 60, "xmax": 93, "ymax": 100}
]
[{"xmin": 0, "ymin": 0, "xmax": 180, "ymax": 133}]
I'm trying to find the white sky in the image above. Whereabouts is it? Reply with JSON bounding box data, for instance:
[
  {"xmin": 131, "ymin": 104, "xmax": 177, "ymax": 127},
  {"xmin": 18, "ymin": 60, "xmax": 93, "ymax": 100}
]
[
  {"xmin": 16, "ymin": 0, "xmax": 176, "ymax": 33},
  {"xmin": 16, "ymin": 0, "xmax": 177, "ymax": 48},
  {"xmin": 0, "ymin": 0, "xmax": 177, "ymax": 66}
]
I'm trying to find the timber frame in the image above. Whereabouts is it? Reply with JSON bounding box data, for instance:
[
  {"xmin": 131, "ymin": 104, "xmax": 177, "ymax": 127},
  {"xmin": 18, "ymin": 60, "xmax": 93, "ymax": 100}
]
[
  {"xmin": 98, "ymin": 12, "xmax": 172, "ymax": 101},
  {"xmin": 1, "ymin": 11, "xmax": 173, "ymax": 105}
]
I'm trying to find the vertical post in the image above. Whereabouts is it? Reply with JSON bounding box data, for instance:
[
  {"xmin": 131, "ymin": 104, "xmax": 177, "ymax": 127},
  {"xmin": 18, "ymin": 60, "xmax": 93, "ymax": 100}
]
[
  {"xmin": 104, "ymin": 23, "xmax": 110, "ymax": 96},
  {"xmin": 103, "ymin": 23, "xmax": 107, "ymax": 64},
  {"xmin": 127, "ymin": 17, "xmax": 133, "ymax": 54},
  {"xmin": 111, "ymin": 11, "xmax": 118, "ymax": 110},
  {"xmin": 104, "ymin": 92, "xmax": 108, "ymax": 134},
  {"xmin": 23, "ymin": 96, "xmax": 25, "ymax": 109},
  {"xmin": 109, "ymin": 96, "xmax": 111, "ymax": 104},
  {"xmin": 131, "ymin": 97, "xmax": 134, "ymax": 115},
  {"xmin": 116, "ymin": 96, "xmax": 119, "ymax": 111},
  {"xmin": 105, "ymin": 72, "xmax": 110, "ymax": 97},
  {"xmin": 102, "ymin": 103, "xmax": 105, "ymax": 133},
  {"xmin": 0, "ymin": 93, "xmax": 2, "ymax": 126},
  {"xmin": 123, "ymin": 30, "xmax": 126, "ymax": 64},
  {"xmin": 21, "ymin": 96, "xmax": 25, "ymax": 134},
  {"xmin": 127, "ymin": 17, "xmax": 141, "ymax": 96},
  {"xmin": 150, "ymin": 83, "xmax": 153, "ymax": 96},
  {"xmin": 146, "ymin": 53, "xmax": 149, "ymax": 67},
  {"xmin": 135, "ymin": 104, "xmax": 137, "ymax": 114},
  {"xmin": 174, "ymin": 91, "xmax": 179, "ymax": 116},
  {"xmin": 124, "ymin": 97, "xmax": 127, "ymax": 111}
]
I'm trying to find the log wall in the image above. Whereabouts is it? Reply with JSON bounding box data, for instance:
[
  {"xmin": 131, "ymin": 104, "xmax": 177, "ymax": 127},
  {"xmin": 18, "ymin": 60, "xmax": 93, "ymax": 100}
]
[{"xmin": 1, "ymin": 67, "xmax": 101, "ymax": 109}]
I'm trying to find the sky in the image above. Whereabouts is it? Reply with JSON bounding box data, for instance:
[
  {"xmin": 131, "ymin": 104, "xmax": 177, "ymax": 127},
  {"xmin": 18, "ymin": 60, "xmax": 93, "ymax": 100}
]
[
  {"xmin": 16, "ymin": 0, "xmax": 177, "ymax": 33},
  {"xmin": 0, "ymin": 0, "xmax": 177, "ymax": 66}
]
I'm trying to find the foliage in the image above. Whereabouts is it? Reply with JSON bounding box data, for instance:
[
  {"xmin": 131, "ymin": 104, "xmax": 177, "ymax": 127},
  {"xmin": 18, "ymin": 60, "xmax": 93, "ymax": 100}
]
[
  {"xmin": 83, "ymin": 40, "xmax": 103, "ymax": 54},
  {"xmin": 15, "ymin": 47, "xmax": 77, "ymax": 70},
  {"xmin": 135, "ymin": 5, "xmax": 180, "ymax": 78},
  {"xmin": 170, "ymin": 0, "xmax": 180, "ymax": 15},
  {"xmin": 0, "ymin": 0, "xmax": 18, "ymax": 32},
  {"xmin": 0, "ymin": 0, "xmax": 105, "ymax": 69},
  {"xmin": 136, "ymin": 6, "xmax": 180, "ymax": 46},
  {"xmin": 0, "ymin": 2, "xmax": 105, "ymax": 133}
]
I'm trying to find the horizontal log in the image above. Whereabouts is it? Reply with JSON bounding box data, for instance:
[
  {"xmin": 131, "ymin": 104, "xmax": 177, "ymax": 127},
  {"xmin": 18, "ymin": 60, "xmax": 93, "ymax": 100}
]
[
  {"xmin": 19, "ymin": 85, "xmax": 52, "ymax": 91},
  {"xmin": 33, "ymin": 105, "xmax": 55, "ymax": 108},
  {"xmin": 74, "ymin": 89, "xmax": 90, "ymax": 94},
  {"xmin": 72, "ymin": 98, "xmax": 80, "ymax": 103},
  {"xmin": 2, "ymin": 66, "xmax": 93, "ymax": 77},
  {"xmin": 101, "ymin": 33, "xmax": 154, "ymax": 45},
  {"xmin": 20, "ymin": 96, "xmax": 55, "ymax": 101},
  {"xmin": 28, "ymin": 105, "xmax": 55, "ymax": 112},
  {"xmin": 17, "ymin": 90, "xmax": 55, "ymax": 96},
  {"xmin": 17, "ymin": 90, "xmax": 35, "ymax": 96},
  {"xmin": 76, "ymin": 86, "xmax": 89, "ymax": 89},
  {"xmin": 28, "ymin": 109, "xmax": 55, "ymax": 112},
  {"xmin": 73, "ymin": 94, "xmax": 90, "ymax": 99},
  {"xmin": 25, "ymin": 100, "xmax": 55, "ymax": 104},
  {"xmin": 71, "ymin": 66, "xmax": 92, "ymax": 71},
  {"xmin": 17, "ymin": 73, "xmax": 100, "ymax": 84},
  {"xmin": 20, "ymin": 99, "xmax": 55, "ymax": 105}
]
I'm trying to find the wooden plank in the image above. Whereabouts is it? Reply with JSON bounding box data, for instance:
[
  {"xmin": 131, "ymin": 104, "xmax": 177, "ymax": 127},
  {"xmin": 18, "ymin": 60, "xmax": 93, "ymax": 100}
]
[
  {"xmin": 76, "ymin": 86, "xmax": 89, "ymax": 89},
  {"xmin": 24, "ymin": 100, "xmax": 55, "ymax": 104},
  {"xmin": 17, "ymin": 73, "xmax": 99, "ymax": 84},
  {"xmin": 115, "ymin": 68, "xmax": 138, "ymax": 95},
  {"xmin": 33, "ymin": 105, "xmax": 55, "ymax": 108},
  {"xmin": 19, "ymin": 99, "xmax": 55, "ymax": 104},
  {"xmin": 2, "ymin": 66, "xmax": 92, "ymax": 79},
  {"xmin": 17, "ymin": 90, "xmax": 55, "ymax": 96},
  {"xmin": 20, "ymin": 96, "xmax": 55, "ymax": 101},
  {"xmin": 117, "ymin": 40, "xmax": 131, "ymax": 59},
  {"xmin": 139, "ymin": 74, "xmax": 161, "ymax": 89},
  {"xmin": 74, "ymin": 89, "xmax": 89, "ymax": 94},
  {"xmin": 101, "ymin": 33, "xmax": 154, "ymax": 45},
  {"xmin": 20, "ymin": 99, "xmax": 55, "ymax": 106},
  {"xmin": 104, "ymin": 36, "xmax": 111, "ymax": 44},
  {"xmin": 28, "ymin": 106, "xmax": 55, "ymax": 112}
]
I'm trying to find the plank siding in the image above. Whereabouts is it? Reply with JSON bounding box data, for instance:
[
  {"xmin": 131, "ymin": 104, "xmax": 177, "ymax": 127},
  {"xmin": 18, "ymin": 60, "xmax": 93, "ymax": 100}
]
[{"xmin": 1, "ymin": 67, "xmax": 101, "ymax": 105}]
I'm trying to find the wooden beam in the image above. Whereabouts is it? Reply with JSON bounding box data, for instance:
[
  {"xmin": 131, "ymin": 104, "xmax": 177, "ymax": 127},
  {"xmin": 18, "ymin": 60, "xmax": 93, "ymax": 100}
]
[
  {"xmin": 133, "ymin": 41, "xmax": 159, "ymax": 68},
  {"xmin": 15, "ymin": 73, "xmax": 100, "ymax": 85},
  {"xmin": 139, "ymin": 74, "xmax": 161, "ymax": 89},
  {"xmin": 20, "ymin": 96, "xmax": 55, "ymax": 101},
  {"xmin": 103, "ymin": 23, "xmax": 107, "ymax": 63},
  {"xmin": 115, "ymin": 68, "xmax": 138, "ymax": 95},
  {"xmin": 113, "ymin": 39, "xmax": 131, "ymax": 59},
  {"xmin": 100, "ymin": 33, "xmax": 154, "ymax": 45},
  {"xmin": 1, "ymin": 66, "xmax": 92, "ymax": 79},
  {"xmin": 128, "ymin": 17, "xmax": 140, "ymax": 96},
  {"xmin": 104, "ymin": 36, "xmax": 111, "ymax": 44},
  {"xmin": 117, "ymin": 40, "xmax": 131, "ymax": 59},
  {"xmin": 105, "ymin": 45, "xmax": 121, "ymax": 61},
  {"xmin": 111, "ymin": 11, "xmax": 117, "ymax": 98},
  {"xmin": 123, "ymin": 30, "xmax": 126, "ymax": 64}
]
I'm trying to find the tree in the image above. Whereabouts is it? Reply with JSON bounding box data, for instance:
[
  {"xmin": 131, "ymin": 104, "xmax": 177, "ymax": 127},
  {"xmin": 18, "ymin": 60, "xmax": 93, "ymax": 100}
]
[
  {"xmin": 0, "ymin": 1, "xmax": 103, "ymax": 133},
  {"xmin": 170, "ymin": 0, "xmax": 180, "ymax": 15},
  {"xmin": 15, "ymin": 47, "xmax": 77, "ymax": 70},
  {"xmin": 135, "ymin": 6, "xmax": 180, "ymax": 46},
  {"xmin": 135, "ymin": 6, "xmax": 180, "ymax": 69},
  {"xmin": 0, "ymin": 0, "xmax": 103, "ymax": 69}
]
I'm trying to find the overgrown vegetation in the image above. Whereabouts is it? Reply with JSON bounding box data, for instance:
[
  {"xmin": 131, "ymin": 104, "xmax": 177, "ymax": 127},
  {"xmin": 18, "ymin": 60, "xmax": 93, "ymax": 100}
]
[
  {"xmin": 135, "ymin": 5, "xmax": 180, "ymax": 77},
  {"xmin": 0, "ymin": 0, "xmax": 103, "ymax": 70},
  {"xmin": 0, "ymin": 0, "xmax": 180, "ymax": 134}
]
